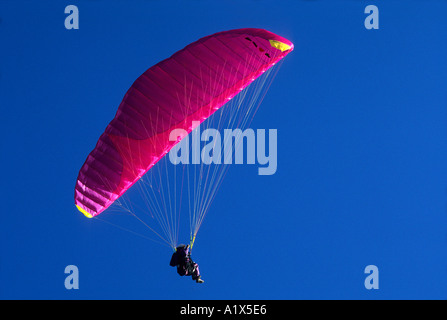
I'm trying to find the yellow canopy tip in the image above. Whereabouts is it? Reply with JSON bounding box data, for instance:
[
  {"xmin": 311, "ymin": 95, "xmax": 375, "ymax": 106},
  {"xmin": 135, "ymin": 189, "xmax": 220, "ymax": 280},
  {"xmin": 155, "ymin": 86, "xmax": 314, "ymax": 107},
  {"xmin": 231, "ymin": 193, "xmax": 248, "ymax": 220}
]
[
  {"xmin": 269, "ymin": 39, "xmax": 292, "ymax": 52},
  {"xmin": 76, "ymin": 205, "xmax": 93, "ymax": 218}
]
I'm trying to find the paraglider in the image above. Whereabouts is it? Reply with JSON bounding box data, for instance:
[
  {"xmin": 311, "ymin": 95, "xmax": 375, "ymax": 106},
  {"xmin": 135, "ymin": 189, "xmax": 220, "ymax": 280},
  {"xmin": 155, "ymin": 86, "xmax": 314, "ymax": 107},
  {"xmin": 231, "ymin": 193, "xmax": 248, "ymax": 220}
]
[
  {"xmin": 74, "ymin": 28, "xmax": 293, "ymax": 274},
  {"xmin": 170, "ymin": 244, "xmax": 204, "ymax": 283}
]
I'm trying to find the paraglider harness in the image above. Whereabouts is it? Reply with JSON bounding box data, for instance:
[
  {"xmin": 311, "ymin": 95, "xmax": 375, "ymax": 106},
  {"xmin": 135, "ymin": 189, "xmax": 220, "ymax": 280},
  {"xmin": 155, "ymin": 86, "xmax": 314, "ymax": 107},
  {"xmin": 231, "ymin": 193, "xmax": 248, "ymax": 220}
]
[{"xmin": 170, "ymin": 244, "xmax": 199, "ymax": 279}]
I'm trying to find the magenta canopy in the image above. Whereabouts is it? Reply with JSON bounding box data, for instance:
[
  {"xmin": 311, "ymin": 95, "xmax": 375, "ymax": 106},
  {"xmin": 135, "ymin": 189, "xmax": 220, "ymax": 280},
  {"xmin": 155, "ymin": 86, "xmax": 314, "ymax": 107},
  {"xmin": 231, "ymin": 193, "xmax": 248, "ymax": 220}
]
[{"xmin": 74, "ymin": 28, "xmax": 293, "ymax": 218}]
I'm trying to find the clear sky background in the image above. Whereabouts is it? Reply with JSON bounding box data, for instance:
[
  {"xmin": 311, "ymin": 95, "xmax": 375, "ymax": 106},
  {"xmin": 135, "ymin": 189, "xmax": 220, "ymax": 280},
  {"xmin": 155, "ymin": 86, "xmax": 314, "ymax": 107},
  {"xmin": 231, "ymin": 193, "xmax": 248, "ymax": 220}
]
[{"xmin": 1, "ymin": 0, "xmax": 447, "ymax": 299}]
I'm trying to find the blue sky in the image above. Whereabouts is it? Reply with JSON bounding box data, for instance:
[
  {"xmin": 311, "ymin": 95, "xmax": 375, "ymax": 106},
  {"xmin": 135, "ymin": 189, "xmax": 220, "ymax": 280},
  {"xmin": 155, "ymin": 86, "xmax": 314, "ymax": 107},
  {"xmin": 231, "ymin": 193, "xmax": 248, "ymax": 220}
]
[{"xmin": 1, "ymin": 0, "xmax": 447, "ymax": 299}]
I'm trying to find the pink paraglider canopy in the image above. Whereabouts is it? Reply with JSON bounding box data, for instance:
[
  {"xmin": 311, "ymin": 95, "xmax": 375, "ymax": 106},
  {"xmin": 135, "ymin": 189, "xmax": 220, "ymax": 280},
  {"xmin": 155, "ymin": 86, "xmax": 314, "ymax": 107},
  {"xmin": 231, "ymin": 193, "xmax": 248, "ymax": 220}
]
[{"xmin": 74, "ymin": 28, "xmax": 293, "ymax": 218}]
